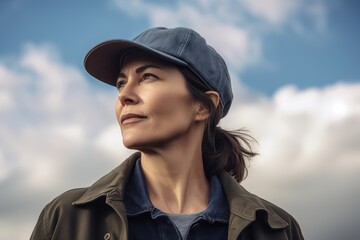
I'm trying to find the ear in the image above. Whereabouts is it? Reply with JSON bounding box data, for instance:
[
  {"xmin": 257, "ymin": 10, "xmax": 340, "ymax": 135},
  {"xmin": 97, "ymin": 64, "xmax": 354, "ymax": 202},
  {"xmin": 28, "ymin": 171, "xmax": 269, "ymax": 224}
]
[
  {"xmin": 194, "ymin": 91, "xmax": 220, "ymax": 121},
  {"xmin": 206, "ymin": 91, "xmax": 220, "ymax": 108}
]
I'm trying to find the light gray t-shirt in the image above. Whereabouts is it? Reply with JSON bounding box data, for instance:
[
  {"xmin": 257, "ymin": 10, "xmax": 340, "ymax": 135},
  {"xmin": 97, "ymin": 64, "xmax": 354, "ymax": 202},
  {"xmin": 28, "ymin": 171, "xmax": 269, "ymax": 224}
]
[{"xmin": 167, "ymin": 211, "xmax": 204, "ymax": 239}]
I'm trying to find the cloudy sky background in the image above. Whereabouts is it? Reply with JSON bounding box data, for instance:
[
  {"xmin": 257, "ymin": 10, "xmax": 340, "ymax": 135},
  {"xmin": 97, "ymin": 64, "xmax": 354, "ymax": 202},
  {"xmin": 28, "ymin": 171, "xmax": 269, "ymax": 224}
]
[{"xmin": 1, "ymin": 0, "xmax": 359, "ymax": 239}]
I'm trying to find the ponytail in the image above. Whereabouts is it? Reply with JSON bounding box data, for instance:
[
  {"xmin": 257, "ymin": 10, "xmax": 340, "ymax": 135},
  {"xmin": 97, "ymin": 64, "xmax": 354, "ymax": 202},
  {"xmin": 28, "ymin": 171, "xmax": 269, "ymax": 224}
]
[
  {"xmin": 203, "ymin": 127, "xmax": 257, "ymax": 182},
  {"xmin": 181, "ymin": 67, "xmax": 257, "ymax": 182}
]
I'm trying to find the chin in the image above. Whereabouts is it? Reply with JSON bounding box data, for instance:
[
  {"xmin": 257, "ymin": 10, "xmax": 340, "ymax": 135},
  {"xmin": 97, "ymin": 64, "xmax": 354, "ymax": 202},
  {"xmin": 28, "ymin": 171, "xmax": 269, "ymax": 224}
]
[
  {"xmin": 122, "ymin": 138, "xmax": 165, "ymax": 152},
  {"xmin": 122, "ymin": 140, "xmax": 139, "ymax": 150},
  {"xmin": 122, "ymin": 138, "xmax": 148, "ymax": 150}
]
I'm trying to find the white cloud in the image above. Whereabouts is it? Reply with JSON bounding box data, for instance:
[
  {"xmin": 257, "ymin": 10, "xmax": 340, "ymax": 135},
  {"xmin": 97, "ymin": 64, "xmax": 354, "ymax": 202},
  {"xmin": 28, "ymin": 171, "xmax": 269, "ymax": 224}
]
[
  {"xmin": 223, "ymin": 82, "xmax": 360, "ymax": 173},
  {"xmin": 96, "ymin": 124, "xmax": 135, "ymax": 157},
  {"xmin": 241, "ymin": 0, "xmax": 300, "ymax": 25}
]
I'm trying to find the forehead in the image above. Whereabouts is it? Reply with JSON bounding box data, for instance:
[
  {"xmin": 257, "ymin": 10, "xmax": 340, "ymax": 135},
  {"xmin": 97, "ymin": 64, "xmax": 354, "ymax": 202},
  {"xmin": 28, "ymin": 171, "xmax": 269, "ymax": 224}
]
[{"xmin": 120, "ymin": 49, "xmax": 174, "ymax": 71}]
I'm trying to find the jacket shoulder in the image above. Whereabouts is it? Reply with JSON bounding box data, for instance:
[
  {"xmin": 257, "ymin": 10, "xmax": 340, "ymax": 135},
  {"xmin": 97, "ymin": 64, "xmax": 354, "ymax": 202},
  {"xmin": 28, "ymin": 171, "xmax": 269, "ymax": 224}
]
[
  {"xmin": 37, "ymin": 187, "xmax": 90, "ymax": 218},
  {"xmin": 30, "ymin": 188, "xmax": 88, "ymax": 240},
  {"xmin": 49, "ymin": 188, "xmax": 89, "ymax": 208},
  {"xmin": 241, "ymin": 189, "xmax": 305, "ymax": 240},
  {"xmin": 219, "ymin": 172, "xmax": 304, "ymax": 239},
  {"xmin": 259, "ymin": 198, "xmax": 294, "ymax": 223},
  {"xmin": 261, "ymin": 198, "xmax": 304, "ymax": 238}
]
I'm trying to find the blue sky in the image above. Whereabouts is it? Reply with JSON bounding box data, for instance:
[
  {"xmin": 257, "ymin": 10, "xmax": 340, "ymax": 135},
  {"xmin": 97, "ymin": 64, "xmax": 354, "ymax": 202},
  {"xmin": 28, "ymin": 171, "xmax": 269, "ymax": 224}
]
[{"xmin": 1, "ymin": 0, "xmax": 360, "ymax": 239}]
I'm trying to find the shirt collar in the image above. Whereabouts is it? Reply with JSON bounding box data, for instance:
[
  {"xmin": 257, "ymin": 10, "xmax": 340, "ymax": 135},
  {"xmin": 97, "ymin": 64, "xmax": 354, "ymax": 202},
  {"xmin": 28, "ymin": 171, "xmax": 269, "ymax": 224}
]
[
  {"xmin": 124, "ymin": 159, "xmax": 229, "ymax": 222},
  {"xmin": 124, "ymin": 158, "xmax": 153, "ymax": 215}
]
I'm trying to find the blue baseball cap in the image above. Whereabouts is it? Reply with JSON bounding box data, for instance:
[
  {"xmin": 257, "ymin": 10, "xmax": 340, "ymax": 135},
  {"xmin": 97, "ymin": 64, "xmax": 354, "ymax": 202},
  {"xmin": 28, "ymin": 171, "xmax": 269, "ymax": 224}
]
[{"xmin": 84, "ymin": 27, "xmax": 233, "ymax": 117}]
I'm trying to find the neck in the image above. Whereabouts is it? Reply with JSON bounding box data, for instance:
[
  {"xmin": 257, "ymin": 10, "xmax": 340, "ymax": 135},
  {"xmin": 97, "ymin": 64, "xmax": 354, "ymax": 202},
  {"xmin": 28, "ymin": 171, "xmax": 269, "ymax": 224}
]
[{"xmin": 140, "ymin": 135, "xmax": 210, "ymax": 214}]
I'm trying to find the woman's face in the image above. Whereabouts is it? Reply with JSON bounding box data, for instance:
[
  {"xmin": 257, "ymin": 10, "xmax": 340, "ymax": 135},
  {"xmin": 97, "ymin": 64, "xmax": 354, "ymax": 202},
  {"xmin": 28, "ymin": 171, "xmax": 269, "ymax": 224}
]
[{"xmin": 115, "ymin": 51, "xmax": 202, "ymax": 150}]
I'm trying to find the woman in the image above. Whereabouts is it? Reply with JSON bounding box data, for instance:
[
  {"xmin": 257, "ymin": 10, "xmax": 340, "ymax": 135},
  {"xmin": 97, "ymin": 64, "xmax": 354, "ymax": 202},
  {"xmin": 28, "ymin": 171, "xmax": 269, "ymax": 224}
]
[{"xmin": 31, "ymin": 27, "xmax": 304, "ymax": 240}]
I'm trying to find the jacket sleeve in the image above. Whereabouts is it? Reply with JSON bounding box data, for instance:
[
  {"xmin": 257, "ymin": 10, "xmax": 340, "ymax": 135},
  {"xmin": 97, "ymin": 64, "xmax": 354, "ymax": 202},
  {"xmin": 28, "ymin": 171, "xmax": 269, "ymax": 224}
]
[{"xmin": 286, "ymin": 214, "xmax": 304, "ymax": 240}]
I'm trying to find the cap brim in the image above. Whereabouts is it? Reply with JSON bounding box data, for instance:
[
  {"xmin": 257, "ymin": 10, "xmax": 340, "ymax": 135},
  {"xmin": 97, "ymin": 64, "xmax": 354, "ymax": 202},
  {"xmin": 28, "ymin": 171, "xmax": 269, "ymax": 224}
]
[{"xmin": 84, "ymin": 39, "xmax": 188, "ymax": 86}]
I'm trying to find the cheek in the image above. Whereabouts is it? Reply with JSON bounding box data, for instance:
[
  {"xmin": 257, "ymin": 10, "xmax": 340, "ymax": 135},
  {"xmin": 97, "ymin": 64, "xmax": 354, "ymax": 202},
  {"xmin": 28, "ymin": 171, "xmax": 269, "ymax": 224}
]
[{"xmin": 151, "ymin": 91, "xmax": 195, "ymax": 119}]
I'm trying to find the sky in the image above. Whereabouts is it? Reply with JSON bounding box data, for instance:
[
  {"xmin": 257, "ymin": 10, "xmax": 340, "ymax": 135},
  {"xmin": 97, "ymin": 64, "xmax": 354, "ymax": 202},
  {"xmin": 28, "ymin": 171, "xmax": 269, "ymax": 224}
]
[{"xmin": 0, "ymin": 0, "xmax": 359, "ymax": 239}]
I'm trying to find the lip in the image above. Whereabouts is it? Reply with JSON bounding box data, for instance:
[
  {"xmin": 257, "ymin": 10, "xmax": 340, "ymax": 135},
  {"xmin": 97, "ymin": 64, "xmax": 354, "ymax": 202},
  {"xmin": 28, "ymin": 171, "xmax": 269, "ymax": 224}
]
[{"xmin": 121, "ymin": 113, "xmax": 147, "ymax": 125}]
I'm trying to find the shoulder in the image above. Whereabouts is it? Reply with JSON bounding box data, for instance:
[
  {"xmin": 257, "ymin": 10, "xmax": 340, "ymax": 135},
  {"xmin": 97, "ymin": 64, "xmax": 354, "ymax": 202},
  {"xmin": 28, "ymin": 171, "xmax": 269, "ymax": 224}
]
[
  {"xmin": 259, "ymin": 197, "xmax": 297, "ymax": 224},
  {"xmin": 44, "ymin": 188, "xmax": 88, "ymax": 211},
  {"xmin": 36, "ymin": 188, "xmax": 89, "ymax": 227},
  {"xmin": 30, "ymin": 188, "xmax": 88, "ymax": 240},
  {"xmin": 257, "ymin": 198, "xmax": 304, "ymax": 239}
]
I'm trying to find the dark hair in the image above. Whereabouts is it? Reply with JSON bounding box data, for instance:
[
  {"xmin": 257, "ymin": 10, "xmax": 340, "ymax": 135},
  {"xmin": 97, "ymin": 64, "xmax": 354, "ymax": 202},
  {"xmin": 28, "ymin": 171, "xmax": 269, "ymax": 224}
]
[{"xmin": 180, "ymin": 68, "xmax": 257, "ymax": 183}]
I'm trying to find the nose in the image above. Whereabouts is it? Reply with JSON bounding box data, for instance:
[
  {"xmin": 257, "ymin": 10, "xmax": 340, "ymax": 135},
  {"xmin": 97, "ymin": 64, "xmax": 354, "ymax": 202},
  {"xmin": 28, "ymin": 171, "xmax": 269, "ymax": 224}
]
[{"xmin": 117, "ymin": 82, "xmax": 138, "ymax": 106}]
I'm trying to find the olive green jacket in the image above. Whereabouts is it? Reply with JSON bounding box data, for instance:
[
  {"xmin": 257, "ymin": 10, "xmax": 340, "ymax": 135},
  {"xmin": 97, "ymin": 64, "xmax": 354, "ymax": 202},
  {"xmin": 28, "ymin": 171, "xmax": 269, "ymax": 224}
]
[{"xmin": 30, "ymin": 152, "xmax": 304, "ymax": 240}]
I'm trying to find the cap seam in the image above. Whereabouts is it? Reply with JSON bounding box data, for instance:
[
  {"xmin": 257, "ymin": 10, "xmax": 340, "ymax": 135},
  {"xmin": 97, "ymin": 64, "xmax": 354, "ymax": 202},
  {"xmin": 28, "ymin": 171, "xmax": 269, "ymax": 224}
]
[
  {"xmin": 135, "ymin": 28, "xmax": 153, "ymax": 42},
  {"xmin": 177, "ymin": 29, "xmax": 191, "ymax": 57}
]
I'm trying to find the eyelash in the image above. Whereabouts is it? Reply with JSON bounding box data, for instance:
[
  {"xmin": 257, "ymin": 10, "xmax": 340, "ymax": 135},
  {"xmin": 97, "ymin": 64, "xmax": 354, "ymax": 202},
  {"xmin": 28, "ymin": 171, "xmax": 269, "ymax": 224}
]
[
  {"xmin": 116, "ymin": 80, "xmax": 126, "ymax": 90},
  {"xmin": 116, "ymin": 73, "xmax": 159, "ymax": 90},
  {"xmin": 142, "ymin": 73, "xmax": 158, "ymax": 80}
]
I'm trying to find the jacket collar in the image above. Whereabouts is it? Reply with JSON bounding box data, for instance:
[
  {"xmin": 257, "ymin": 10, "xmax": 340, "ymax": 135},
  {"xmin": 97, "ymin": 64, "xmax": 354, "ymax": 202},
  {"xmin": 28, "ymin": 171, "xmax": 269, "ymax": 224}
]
[
  {"xmin": 219, "ymin": 171, "xmax": 288, "ymax": 230},
  {"xmin": 73, "ymin": 152, "xmax": 288, "ymax": 230},
  {"xmin": 72, "ymin": 152, "xmax": 140, "ymax": 206}
]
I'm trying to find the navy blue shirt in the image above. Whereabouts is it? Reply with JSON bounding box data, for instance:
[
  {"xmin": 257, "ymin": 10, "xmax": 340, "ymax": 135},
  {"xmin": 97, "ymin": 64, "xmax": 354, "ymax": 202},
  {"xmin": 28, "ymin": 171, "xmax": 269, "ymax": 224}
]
[{"xmin": 124, "ymin": 159, "xmax": 230, "ymax": 240}]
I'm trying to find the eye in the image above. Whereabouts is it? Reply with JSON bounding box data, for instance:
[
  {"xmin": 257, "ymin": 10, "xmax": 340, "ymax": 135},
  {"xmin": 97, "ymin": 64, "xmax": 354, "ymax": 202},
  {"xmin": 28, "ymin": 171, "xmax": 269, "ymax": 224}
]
[
  {"xmin": 116, "ymin": 79, "xmax": 126, "ymax": 91},
  {"xmin": 142, "ymin": 73, "xmax": 159, "ymax": 81}
]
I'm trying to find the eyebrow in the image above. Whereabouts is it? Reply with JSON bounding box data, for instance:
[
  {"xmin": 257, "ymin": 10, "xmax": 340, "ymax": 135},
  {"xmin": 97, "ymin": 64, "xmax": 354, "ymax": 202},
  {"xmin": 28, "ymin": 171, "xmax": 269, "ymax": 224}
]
[{"xmin": 118, "ymin": 64, "xmax": 163, "ymax": 79}]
